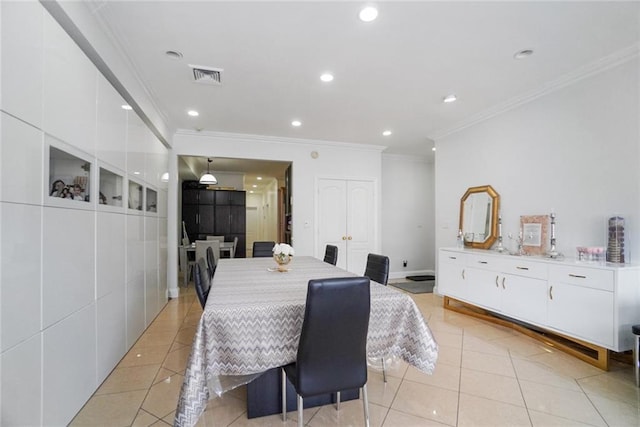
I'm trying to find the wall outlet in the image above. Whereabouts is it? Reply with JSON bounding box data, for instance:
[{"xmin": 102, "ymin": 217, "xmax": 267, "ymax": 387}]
[{"xmin": 403, "ymin": 260, "xmax": 408, "ymax": 267}]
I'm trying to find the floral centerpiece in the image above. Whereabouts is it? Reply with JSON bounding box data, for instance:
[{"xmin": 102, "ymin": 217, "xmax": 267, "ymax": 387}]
[{"xmin": 272, "ymin": 243, "xmax": 295, "ymax": 272}]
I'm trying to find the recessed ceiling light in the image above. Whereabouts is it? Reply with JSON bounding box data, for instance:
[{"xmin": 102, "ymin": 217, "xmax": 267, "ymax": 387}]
[
  {"xmin": 133, "ymin": 171, "xmax": 140, "ymax": 175},
  {"xmin": 514, "ymin": 49, "xmax": 534, "ymax": 60},
  {"xmin": 291, "ymin": 120, "xmax": 302, "ymax": 127},
  {"xmin": 257, "ymin": 176, "xmax": 263, "ymax": 180},
  {"xmin": 432, "ymin": 147, "xmax": 436, "ymax": 152},
  {"xmin": 165, "ymin": 50, "xmax": 183, "ymax": 60},
  {"xmin": 359, "ymin": 6, "xmax": 378, "ymax": 22},
  {"xmin": 249, "ymin": 190, "xmax": 254, "ymax": 194},
  {"xmin": 188, "ymin": 110, "xmax": 199, "ymax": 117},
  {"xmin": 252, "ymin": 184, "xmax": 257, "ymax": 188},
  {"xmin": 121, "ymin": 104, "xmax": 132, "ymax": 110},
  {"xmin": 320, "ymin": 73, "xmax": 334, "ymax": 82},
  {"xmin": 443, "ymin": 94, "xmax": 457, "ymax": 103},
  {"xmin": 382, "ymin": 130, "xmax": 392, "ymax": 136}
]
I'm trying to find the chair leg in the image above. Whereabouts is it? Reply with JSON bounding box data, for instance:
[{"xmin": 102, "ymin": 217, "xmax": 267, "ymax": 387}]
[
  {"xmin": 362, "ymin": 384, "xmax": 370, "ymax": 427},
  {"xmin": 336, "ymin": 391, "xmax": 341, "ymax": 411},
  {"xmin": 381, "ymin": 357, "xmax": 387, "ymax": 383},
  {"xmin": 281, "ymin": 369, "xmax": 287, "ymax": 421},
  {"xmin": 297, "ymin": 395, "xmax": 304, "ymax": 427}
]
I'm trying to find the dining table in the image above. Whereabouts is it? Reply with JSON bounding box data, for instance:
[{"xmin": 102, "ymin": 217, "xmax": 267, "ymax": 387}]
[{"xmin": 174, "ymin": 256, "xmax": 439, "ymax": 427}]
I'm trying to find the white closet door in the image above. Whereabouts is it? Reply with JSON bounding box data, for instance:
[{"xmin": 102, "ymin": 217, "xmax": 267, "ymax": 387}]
[
  {"xmin": 346, "ymin": 180, "xmax": 375, "ymax": 275},
  {"xmin": 317, "ymin": 178, "xmax": 375, "ymax": 273},
  {"xmin": 318, "ymin": 179, "xmax": 348, "ymax": 269}
]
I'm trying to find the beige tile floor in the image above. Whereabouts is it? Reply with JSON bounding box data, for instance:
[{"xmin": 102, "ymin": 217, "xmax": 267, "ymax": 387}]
[{"xmin": 71, "ymin": 281, "xmax": 640, "ymax": 427}]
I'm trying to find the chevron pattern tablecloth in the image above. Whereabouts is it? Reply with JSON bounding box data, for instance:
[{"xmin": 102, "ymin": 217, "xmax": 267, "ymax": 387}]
[{"xmin": 175, "ymin": 256, "xmax": 438, "ymax": 426}]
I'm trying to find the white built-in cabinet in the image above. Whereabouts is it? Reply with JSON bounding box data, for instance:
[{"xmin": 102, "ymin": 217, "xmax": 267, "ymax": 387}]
[
  {"xmin": 317, "ymin": 178, "xmax": 376, "ymax": 274},
  {"xmin": 438, "ymin": 248, "xmax": 640, "ymax": 357}
]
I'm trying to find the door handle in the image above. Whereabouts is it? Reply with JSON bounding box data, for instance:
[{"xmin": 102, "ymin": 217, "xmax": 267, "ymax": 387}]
[
  {"xmin": 495, "ymin": 276, "xmax": 499, "ymax": 287},
  {"xmin": 549, "ymin": 285, "xmax": 553, "ymax": 300},
  {"xmin": 501, "ymin": 277, "xmax": 505, "ymax": 289},
  {"xmin": 348, "ymin": 236, "xmax": 352, "ymax": 240},
  {"xmin": 461, "ymin": 269, "xmax": 465, "ymax": 280},
  {"xmin": 342, "ymin": 236, "xmax": 347, "ymax": 240}
]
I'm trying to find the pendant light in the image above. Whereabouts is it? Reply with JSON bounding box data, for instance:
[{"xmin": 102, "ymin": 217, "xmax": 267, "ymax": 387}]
[{"xmin": 199, "ymin": 158, "xmax": 217, "ymax": 185}]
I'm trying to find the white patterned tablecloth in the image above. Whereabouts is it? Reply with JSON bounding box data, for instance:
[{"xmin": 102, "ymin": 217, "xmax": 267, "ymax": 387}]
[{"xmin": 175, "ymin": 256, "xmax": 438, "ymax": 426}]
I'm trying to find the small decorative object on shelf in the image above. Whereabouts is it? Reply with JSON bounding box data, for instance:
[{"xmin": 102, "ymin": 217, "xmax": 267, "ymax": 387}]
[
  {"xmin": 494, "ymin": 214, "xmax": 506, "ymax": 253},
  {"xmin": 546, "ymin": 211, "xmax": 563, "ymax": 259},
  {"xmin": 273, "ymin": 243, "xmax": 295, "ymax": 272},
  {"xmin": 576, "ymin": 246, "xmax": 605, "ymax": 263},
  {"xmin": 607, "ymin": 216, "xmax": 626, "ymax": 263},
  {"xmin": 456, "ymin": 229, "xmax": 464, "ymax": 249}
]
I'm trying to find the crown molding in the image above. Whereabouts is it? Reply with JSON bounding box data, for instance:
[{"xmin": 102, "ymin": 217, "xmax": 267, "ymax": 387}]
[
  {"xmin": 430, "ymin": 43, "xmax": 640, "ymax": 141},
  {"xmin": 174, "ymin": 129, "xmax": 388, "ymax": 153}
]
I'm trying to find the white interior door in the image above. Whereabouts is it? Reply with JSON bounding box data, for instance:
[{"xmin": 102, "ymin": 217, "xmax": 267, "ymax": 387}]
[
  {"xmin": 246, "ymin": 206, "xmax": 259, "ymax": 257},
  {"xmin": 318, "ymin": 179, "xmax": 348, "ymax": 269},
  {"xmin": 317, "ymin": 178, "xmax": 375, "ymax": 273},
  {"xmin": 346, "ymin": 180, "xmax": 375, "ymax": 275}
]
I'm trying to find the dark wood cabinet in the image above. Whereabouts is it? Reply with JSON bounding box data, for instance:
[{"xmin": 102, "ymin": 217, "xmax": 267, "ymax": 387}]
[{"xmin": 182, "ymin": 183, "xmax": 247, "ymax": 257}]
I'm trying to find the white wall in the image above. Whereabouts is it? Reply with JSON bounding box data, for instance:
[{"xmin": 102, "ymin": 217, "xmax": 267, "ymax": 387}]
[
  {"xmin": 382, "ymin": 154, "xmax": 436, "ymax": 278},
  {"xmin": 169, "ymin": 131, "xmax": 385, "ymax": 294},
  {"xmin": 0, "ymin": 2, "xmax": 168, "ymax": 425},
  {"xmin": 435, "ymin": 58, "xmax": 639, "ymax": 268}
]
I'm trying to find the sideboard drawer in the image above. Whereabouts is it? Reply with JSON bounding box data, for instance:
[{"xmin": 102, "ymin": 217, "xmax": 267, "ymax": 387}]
[
  {"xmin": 500, "ymin": 258, "xmax": 548, "ymax": 280},
  {"xmin": 549, "ymin": 265, "xmax": 614, "ymax": 291}
]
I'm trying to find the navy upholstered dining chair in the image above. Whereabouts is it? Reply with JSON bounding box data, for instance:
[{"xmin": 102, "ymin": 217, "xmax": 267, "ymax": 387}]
[
  {"xmin": 252, "ymin": 241, "xmax": 275, "ymax": 257},
  {"xmin": 364, "ymin": 253, "xmax": 390, "ymax": 286},
  {"xmin": 323, "ymin": 244, "xmax": 338, "ymax": 265},
  {"xmin": 194, "ymin": 258, "xmax": 211, "ymax": 309},
  {"xmin": 281, "ymin": 277, "xmax": 371, "ymax": 427},
  {"xmin": 363, "ymin": 253, "xmax": 390, "ymax": 381},
  {"xmin": 206, "ymin": 246, "xmax": 216, "ymax": 279}
]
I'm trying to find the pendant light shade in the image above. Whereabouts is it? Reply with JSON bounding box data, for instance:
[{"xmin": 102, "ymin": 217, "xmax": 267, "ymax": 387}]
[{"xmin": 199, "ymin": 158, "xmax": 217, "ymax": 185}]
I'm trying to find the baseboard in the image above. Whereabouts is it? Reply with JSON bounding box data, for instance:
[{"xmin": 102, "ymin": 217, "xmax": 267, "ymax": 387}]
[{"xmin": 389, "ymin": 269, "xmax": 435, "ymax": 280}]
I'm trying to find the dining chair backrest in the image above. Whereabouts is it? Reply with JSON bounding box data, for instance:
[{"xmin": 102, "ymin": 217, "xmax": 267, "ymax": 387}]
[
  {"xmin": 232, "ymin": 236, "xmax": 239, "ymax": 258},
  {"xmin": 206, "ymin": 246, "xmax": 216, "ymax": 279},
  {"xmin": 252, "ymin": 241, "xmax": 275, "ymax": 258},
  {"xmin": 323, "ymin": 245, "xmax": 338, "ymax": 266},
  {"xmin": 206, "ymin": 235, "xmax": 225, "ymax": 244},
  {"xmin": 196, "ymin": 240, "xmax": 220, "ymax": 274},
  {"xmin": 364, "ymin": 253, "xmax": 390, "ymax": 286},
  {"xmin": 194, "ymin": 257, "xmax": 211, "ymax": 309},
  {"xmin": 293, "ymin": 276, "xmax": 371, "ymax": 397}
]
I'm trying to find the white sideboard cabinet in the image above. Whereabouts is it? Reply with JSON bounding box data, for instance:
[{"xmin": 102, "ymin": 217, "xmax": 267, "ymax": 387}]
[{"xmin": 438, "ymin": 248, "xmax": 640, "ymax": 370}]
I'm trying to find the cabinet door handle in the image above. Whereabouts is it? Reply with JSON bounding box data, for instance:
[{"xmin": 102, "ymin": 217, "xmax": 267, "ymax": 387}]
[
  {"xmin": 549, "ymin": 285, "xmax": 553, "ymax": 300},
  {"xmin": 342, "ymin": 236, "xmax": 347, "ymax": 240},
  {"xmin": 348, "ymin": 236, "xmax": 352, "ymax": 240},
  {"xmin": 502, "ymin": 277, "xmax": 506, "ymax": 289},
  {"xmin": 478, "ymin": 261, "xmax": 488, "ymax": 264},
  {"xmin": 569, "ymin": 274, "xmax": 586, "ymax": 279},
  {"xmin": 196, "ymin": 214, "xmax": 199, "ymax": 224},
  {"xmin": 495, "ymin": 276, "xmax": 499, "ymax": 287},
  {"xmin": 516, "ymin": 266, "xmax": 529, "ymax": 270},
  {"xmin": 462, "ymin": 269, "xmax": 465, "ymax": 280}
]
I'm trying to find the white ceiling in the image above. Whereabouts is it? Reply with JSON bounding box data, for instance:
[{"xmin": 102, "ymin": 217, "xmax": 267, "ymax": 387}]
[{"xmin": 91, "ymin": 1, "xmax": 639, "ymax": 158}]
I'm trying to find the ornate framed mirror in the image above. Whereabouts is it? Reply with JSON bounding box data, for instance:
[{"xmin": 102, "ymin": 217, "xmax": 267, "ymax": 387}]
[{"xmin": 459, "ymin": 185, "xmax": 500, "ymax": 249}]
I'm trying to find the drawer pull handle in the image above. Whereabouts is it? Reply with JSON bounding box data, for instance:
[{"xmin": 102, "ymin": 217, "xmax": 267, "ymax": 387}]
[
  {"xmin": 478, "ymin": 261, "xmax": 488, "ymax": 264},
  {"xmin": 502, "ymin": 277, "xmax": 506, "ymax": 289},
  {"xmin": 549, "ymin": 286, "xmax": 553, "ymax": 300},
  {"xmin": 495, "ymin": 276, "xmax": 499, "ymax": 287},
  {"xmin": 569, "ymin": 274, "xmax": 587, "ymax": 279},
  {"xmin": 516, "ymin": 266, "xmax": 529, "ymax": 270},
  {"xmin": 449, "ymin": 256, "xmax": 457, "ymax": 260}
]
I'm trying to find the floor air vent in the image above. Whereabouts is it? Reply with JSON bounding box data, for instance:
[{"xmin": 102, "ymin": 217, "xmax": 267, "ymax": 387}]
[{"xmin": 190, "ymin": 65, "xmax": 223, "ymax": 85}]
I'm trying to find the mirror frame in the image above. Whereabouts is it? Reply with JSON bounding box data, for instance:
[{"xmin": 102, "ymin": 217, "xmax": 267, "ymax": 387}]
[{"xmin": 459, "ymin": 185, "xmax": 500, "ymax": 249}]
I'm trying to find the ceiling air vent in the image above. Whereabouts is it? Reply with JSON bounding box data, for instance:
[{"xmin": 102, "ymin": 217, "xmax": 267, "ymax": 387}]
[{"xmin": 189, "ymin": 64, "xmax": 223, "ymax": 85}]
